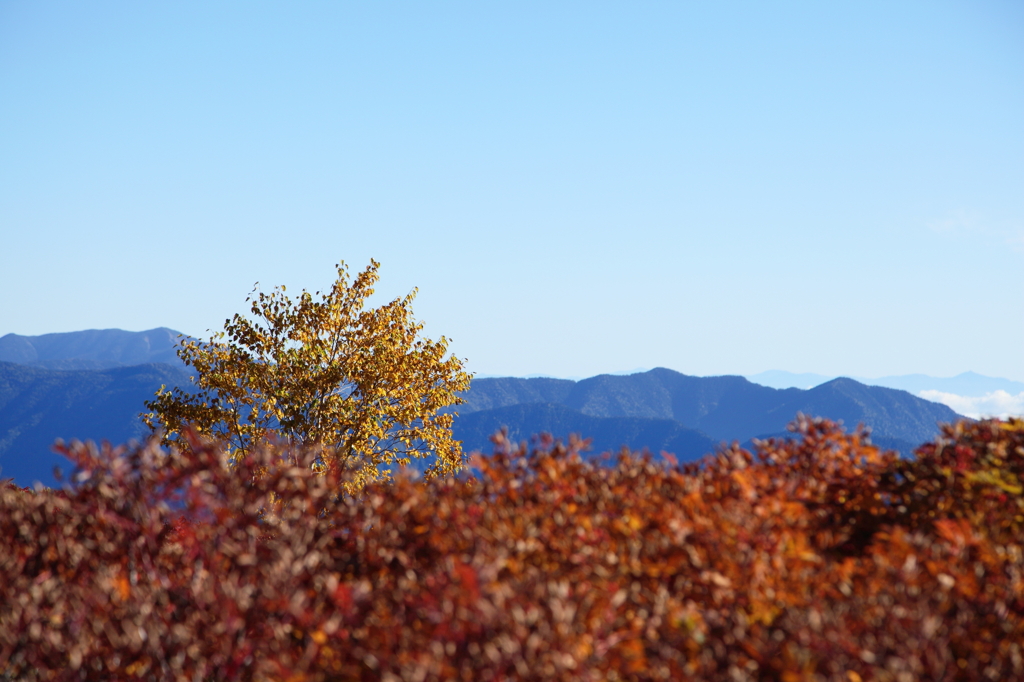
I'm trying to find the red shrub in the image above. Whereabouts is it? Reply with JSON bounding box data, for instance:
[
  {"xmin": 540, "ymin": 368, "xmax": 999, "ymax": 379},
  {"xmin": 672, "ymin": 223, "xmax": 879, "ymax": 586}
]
[{"xmin": 2, "ymin": 418, "xmax": 1022, "ymax": 680}]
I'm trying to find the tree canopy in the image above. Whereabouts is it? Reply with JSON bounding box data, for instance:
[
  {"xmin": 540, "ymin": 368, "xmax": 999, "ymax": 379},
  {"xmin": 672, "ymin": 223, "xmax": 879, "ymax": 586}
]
[{"xmin": 144, "ymin": 259, "xmax": 471, "ymax": 485}]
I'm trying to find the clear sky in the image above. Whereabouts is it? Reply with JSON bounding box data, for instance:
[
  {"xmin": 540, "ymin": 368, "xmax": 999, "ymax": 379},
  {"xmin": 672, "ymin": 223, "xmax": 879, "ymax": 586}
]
[{"xmin": 2, "ymin": 1, "xmax": 1022, "ymax": 381}]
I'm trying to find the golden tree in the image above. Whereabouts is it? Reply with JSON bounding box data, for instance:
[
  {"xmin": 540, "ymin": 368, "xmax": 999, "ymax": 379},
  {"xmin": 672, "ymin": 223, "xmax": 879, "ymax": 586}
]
[{"xmin": 144, "ymin": 259, "xmax": 471, "ymax": 485}]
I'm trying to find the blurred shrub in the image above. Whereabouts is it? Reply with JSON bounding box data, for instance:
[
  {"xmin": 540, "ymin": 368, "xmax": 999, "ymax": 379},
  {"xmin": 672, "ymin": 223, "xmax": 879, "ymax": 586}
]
[{"xmin": 2, "ymin": 417, "xmax": 1022, "ymax": 681}]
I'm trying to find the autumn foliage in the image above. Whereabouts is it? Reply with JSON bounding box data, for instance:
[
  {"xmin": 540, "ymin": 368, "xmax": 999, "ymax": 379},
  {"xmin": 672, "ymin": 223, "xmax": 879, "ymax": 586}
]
[
  {"xmin": 144, "ymin": 259, "xmax": 471, "ymax": 487},
  {"xmin": 2, "ymin": 417, "xmax": 1023, "ymax": 681}
]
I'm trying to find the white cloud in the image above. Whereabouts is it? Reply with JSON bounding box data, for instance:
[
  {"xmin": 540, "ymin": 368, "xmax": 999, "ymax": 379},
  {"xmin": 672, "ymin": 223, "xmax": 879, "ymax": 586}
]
[
  {"xmin": 928, "ymin": 210, "xmax": 981, "ymax": 234},
  {"xmin": 928, "ymin": 210, "xmax": 1024, "ymax": 254},
  {"xmin": 918, "ymin": 390, "xmax": 1024, "ymax": 420},
  {"xmin": 1006, "ymin": 229, "xmax": 1024, "ymax": 254}
]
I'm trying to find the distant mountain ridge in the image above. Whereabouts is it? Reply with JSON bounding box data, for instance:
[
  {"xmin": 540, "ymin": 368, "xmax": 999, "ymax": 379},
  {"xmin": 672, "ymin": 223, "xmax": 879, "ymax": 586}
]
[
  {"xmin": 0, "ymin": 328, "xmax": 187, "ymax": 370},
  {"xmin": 454, "ymin": 369, "xmax": 962, "ymax": 457},
  {"xmin": 746, "ymin": 369, "xmax": 1024, "ymax": 396},
  {"xmin": 0, "ymin": 328, "xmax": 972, "ymax": 488},
  {"xmin": 746, "ymin": 369, "xmax": 1024, "ymax": 419}
]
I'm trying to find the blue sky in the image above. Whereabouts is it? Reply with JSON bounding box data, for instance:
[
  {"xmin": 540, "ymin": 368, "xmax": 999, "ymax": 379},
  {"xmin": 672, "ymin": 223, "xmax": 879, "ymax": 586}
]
[{"xmin": 2, "ymin": 1, "xmax": 1022, "ymax": 381}]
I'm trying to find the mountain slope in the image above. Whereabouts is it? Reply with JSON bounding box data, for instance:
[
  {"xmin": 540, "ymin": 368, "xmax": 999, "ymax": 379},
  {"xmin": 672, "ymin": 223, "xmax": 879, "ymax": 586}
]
[
  {"xmin": 0, "ymin": 361, "xmax": 192, "ymax": 487},
  {"xmin": 453, "ymin": 402, "xmax": 717, "ymax": 461},
  {"xmin": 455, "ymin": 376, "xmax": 575, "ymax": 414},
  {"xmin": 763, "ymin": 378, "xmax": 960, "ymax": 445}
]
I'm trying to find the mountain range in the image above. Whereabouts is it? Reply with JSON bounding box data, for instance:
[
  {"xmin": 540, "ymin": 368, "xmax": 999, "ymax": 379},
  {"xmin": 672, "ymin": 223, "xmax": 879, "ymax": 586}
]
[
  {"xmin": 451, "ymin": 370, "xmax": 960, "ymax": 459},
  {"xmin": 0, "ymin": 328, "xmax": 973, "ymax": 487},
  {"xmin": 0, "ymin": 328, "xmax": 187, "ymax": 370},
  {"xmin": 747, "ymin": 369, "xmax": 1024, "ymax": 396}
]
